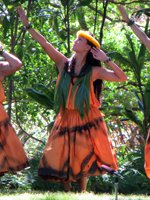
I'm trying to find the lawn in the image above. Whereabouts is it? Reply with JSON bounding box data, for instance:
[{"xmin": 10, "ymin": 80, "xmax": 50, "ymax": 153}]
[{"xmin": 0, "ymin": 192, "xmax": 149, "ymax": 200}]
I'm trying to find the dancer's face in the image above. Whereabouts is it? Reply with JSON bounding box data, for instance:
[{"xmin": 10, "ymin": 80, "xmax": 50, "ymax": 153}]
[{"xmin": 72, "ymin": 36, "xmax": 91, "ymax": 53}]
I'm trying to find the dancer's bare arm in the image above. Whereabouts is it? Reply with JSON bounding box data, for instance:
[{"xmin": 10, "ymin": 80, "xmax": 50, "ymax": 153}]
[
  {"xmin": 91, "ymin": 47, "xmax": 127, "ymax": 82},
  {"xmin": 118, "ymin": 5, "xmax": 150, "ymax": 51},
  {"xmin": 0, "ymin": 44, "xmax": 22, "ymax": 80},
  {"xmin": 18, "ymin": 6, "xmax": 67, "ymax": 72}
]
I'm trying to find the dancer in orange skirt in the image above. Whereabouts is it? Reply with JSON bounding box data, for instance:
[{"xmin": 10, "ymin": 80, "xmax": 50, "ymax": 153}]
[
  {"xmin": 0, "ymin": 43, "xmax": 29, "ymax": 176},
  {"xmin": 18, "ymin": 6, "xmax": 127, "ymax": 191},
  {"xmin": 145, "ymin": 129, "xmax": 150, "ymax": 178},
  {"xmin": 118, "ymin": 4, "xmax": 150, "ymax": 179}
]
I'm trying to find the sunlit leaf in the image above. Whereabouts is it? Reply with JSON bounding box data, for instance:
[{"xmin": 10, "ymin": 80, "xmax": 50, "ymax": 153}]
[{"xmin": 124, "ymin": 108, "xmax": 143, "ymax": 129}]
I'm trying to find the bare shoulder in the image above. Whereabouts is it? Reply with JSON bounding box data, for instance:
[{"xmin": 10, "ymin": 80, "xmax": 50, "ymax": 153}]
[{"xmin": 57, "ymin": 58, "xmax": 68, "ymax": 74}]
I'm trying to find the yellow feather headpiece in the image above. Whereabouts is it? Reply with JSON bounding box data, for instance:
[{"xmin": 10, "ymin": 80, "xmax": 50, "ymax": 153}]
[{"xmin": 77, "ymin": 30, "xmax": 100, "ymax": 49}]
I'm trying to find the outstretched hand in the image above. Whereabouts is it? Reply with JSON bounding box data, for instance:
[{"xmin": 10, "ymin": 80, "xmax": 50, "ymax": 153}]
[
  {"xmin": 90, "ymin": 47, "xmax": 108, "ymax": 62},
  {"xmin": 18, "ymin": 6, "xmax": 29, "ymax": 26}
]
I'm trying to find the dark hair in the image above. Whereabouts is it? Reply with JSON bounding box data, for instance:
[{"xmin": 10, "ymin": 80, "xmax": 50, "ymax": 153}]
[{"xmin": 86, "ymin": 39, "xmax": 103, "ymax": 101}]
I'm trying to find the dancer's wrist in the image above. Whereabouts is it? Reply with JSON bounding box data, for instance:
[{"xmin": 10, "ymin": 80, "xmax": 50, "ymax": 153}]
[
  {"xmin": 103, "ymin": 57, "xmax": 111, "ymax": 64},
  {"xmin": 127, "ymin": 18, "xmax": 135, "ymax": 26}
]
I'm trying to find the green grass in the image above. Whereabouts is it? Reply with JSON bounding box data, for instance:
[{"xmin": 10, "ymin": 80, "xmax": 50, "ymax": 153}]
[{"xmin": 0, "ymin": 191, "xmax": 149, "ymax": 200}]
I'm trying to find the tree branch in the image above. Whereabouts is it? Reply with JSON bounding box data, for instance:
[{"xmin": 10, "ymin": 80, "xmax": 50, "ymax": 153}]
[
  {"xmin": 109, "ymin": 0, "xmax": 150, "ymax": 5},
  {"xmin": 99, "ymin": 0, "xmax": 109, "ymax": 44}
]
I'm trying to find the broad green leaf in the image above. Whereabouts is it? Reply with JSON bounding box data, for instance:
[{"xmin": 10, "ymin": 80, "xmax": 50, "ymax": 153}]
[
  {"xmin": 138, "ymin": 43, "xmax": 146, "ymax": 68},
  {"xmin": 144, "ymin": 81, "xmax": 150, "ymax": 122},
  {"xmin": 36, "ymin": 83, "xmax": 54, "ymax": 100},
  {"xmin": 124, "ymin": 108, "xmax": 143, "ymax": 129},
  {"xmin": 107, "ymin": 52, "xmax": 131, "ymax": 67},
  {"xmin": 26, "ymin": 88, "xmax": 54, "ymax": 109},
  {"xmin": 126, "ymin": 34, "xmax": 141, "ymax": 76}
]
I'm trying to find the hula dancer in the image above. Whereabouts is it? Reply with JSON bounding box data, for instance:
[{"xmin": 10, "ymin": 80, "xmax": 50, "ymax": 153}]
[
  {"xmin": 18, "ymin": 5, "xmax": 127, "ymax": 192},
  {"xmin": 0, "ymin": 43, "xmax": 29, "ymax": 176}
]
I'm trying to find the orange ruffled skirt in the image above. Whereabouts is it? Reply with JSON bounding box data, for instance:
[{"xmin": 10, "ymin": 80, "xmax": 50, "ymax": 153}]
[
  {"xmin": 145, "ymin": 128, "xmax": 150, "ymax": 178},
  {"xmin": 38, "ymin": 106, "xmax": 118, "ymax": 182},
  {"xmin": 0, "ymin": 104, "xmax": 29, "ymax": 176}
]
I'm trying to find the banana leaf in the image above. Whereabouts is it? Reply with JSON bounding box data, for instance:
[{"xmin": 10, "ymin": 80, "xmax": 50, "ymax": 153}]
[
  {"xmin": 137, "ymin": 43, "xmax": 146, "ymax": 69},
  {"xmin": 36, "ymin": 83, "xmax": 55, "ymax": 100},
  {"xmin": 126, "ymin": 34, "xmax": 137, "ymax": 64},
  {"xmin": 107, "ymin": 52, "xmax": 131, "ymax": 67},
  {"xmin": 144, "ymin": 81, "xmax": 150, "ymax": 122},
  {"xmin": 111, "ymin": 106, "xmax": 124, "ymax": 116},
  {"xmin": 124, "ymin": 108, "xmax": 143, "ymax": 129},
  {"xmin": 126, "ymin": 34, "xmax": 141, "ymax": 77},
  {"xmin": 26, "ymin": 88, "xmax": 54, "ymax": 109}
]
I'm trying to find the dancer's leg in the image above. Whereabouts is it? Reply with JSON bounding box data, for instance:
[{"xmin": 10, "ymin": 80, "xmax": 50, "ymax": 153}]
[{"xmin": 77, "ymin": 176, "xmax": 87, "ymax": 192}]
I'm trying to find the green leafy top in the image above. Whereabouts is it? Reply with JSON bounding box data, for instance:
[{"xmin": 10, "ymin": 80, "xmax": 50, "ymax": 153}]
[{"xmin": 54, "ymin": 67, "xmax": 92, "ymax": 119}]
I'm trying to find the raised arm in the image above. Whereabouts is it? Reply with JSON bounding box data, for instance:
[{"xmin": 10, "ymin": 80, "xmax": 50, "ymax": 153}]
[
  {"xmin": 0, "ymin": 43, "xmax": 22, "ymax": 81},
  {"xmin": 118, "ymin": 5, "xmax": 150, "ymax": 51},
  {"xmin": 17, "ymin": 6, "xmax": 67, "ymax": 72},
  {"xmin": 91, "ymin": 47, "xmax": 127, "ymax": 82}
]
